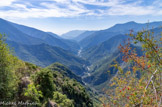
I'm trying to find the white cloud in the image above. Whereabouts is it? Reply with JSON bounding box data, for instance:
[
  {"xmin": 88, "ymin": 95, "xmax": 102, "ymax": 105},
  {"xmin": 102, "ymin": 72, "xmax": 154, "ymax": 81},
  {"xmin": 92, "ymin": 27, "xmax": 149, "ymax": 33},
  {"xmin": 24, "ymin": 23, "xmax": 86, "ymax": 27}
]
[
  {"xmin": 0, "ymin": 0, "xmax": 161, "ymax": 18},
  {"xmin": 107, "ymin": 4, "xmax": 155, "ymax": 16},
  {"xmin": 0, "ymin": 0, "xmax": 16, "ymax": 6},
  {"xmin": 72, "ymin": 0, "xmax": 119, "ymax": 6}
]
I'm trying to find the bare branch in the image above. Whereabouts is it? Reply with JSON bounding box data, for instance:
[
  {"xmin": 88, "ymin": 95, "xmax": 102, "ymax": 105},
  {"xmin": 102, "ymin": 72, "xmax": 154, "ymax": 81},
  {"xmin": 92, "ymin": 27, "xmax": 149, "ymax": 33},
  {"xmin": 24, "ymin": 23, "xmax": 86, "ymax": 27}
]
[
  {"xmin": 140, "ymin": 69, "xmax": 158, "ymax": 107},
  {"xmin": 151, "ymin": 80, "xmax": 157, "ymax": 104}
]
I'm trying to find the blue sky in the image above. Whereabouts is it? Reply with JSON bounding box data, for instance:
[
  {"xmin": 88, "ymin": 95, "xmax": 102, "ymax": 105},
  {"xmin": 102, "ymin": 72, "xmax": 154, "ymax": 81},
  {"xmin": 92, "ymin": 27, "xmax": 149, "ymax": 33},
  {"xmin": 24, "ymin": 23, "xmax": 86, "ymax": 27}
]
[{"xmin": 0, "ymin": 0, "xmax": 162, "ymax": 35}]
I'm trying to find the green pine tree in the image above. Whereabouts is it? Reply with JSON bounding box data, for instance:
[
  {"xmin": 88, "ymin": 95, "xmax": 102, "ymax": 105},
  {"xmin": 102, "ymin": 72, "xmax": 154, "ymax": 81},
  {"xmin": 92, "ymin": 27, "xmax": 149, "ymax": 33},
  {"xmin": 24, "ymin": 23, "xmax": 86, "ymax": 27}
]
[{"xmin": 0, "ymin": 34, "xmax": 18, "ymax": 101}]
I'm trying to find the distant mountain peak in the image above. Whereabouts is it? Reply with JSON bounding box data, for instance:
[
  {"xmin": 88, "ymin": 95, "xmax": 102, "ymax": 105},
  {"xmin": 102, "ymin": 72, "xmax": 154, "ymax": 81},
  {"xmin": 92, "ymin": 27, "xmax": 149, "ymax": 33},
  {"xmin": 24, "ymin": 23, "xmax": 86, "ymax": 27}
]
[
  {"xmin": 61, "ymin": 30, "xmax": 86, "ymax": 39},
  {"xmin": 126, "ymin": 21, "xmax": 137, "ymax": 24},
  {"xmin": 114, "ymin": 21, "xmax": 138, "ymax": 26}
]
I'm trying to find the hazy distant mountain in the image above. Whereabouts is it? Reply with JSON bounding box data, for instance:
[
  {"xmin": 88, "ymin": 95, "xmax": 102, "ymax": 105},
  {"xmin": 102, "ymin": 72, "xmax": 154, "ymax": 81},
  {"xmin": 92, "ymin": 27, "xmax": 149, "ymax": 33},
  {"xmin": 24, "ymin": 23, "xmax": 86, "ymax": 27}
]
[
  {"xmin": 79, "ymin": 21, "xmax": 162, "ymax": 49},
  {"xmin": 61, "ymin": 30, "xmax": 86, "ymax": 39},
  {"xmin": 7, "ymin": 41, "xmax": 88, "ymax": 76},
  {"xmin": 10, "ymin": 22, "xmax": 80, "ymax": 52},
  {"xmin": 79, "ymin": 31, "xmax": 118, "ymax": 49},
  {"xmin": 73, "ymin": 31, "xmax": 96, "ymax": 42},
  {"xmin": 0, "ymin": 18, "xmax": 45, "ymax": 45},
  {"xmin": 0, "ymin": 18, "xmax": 81, "ymax": 53},
  {"xmin": 46, "ymin": 32, "xmax": 80, "ymax": 53},
  {"xmin": 105, "ymin": 21, "xmax": 162, "ymax": 34}
]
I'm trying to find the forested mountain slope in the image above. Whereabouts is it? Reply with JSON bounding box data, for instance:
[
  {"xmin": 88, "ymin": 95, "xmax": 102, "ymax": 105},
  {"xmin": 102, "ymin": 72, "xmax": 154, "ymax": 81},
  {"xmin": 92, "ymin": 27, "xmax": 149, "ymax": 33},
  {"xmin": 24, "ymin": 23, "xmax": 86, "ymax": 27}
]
[
  {"xmin": 0, "ymin": 34, "xmax": 94, "ymax": 106},
  {"xmin": 81, "ymin": 34, "xmax": 128, "ymax": 63},
  {"xmin": 7, "ymin": 40, "xmax": 89, "ymax": 76}
]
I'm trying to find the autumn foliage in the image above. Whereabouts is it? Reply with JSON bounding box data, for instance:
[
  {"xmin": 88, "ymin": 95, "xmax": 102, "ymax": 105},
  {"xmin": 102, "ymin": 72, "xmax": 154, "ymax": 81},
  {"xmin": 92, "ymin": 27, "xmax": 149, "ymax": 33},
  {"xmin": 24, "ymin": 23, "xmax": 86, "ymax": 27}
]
[{"xmin": 103, "ymin": 28, "xmax": 162, "ymax": 106}]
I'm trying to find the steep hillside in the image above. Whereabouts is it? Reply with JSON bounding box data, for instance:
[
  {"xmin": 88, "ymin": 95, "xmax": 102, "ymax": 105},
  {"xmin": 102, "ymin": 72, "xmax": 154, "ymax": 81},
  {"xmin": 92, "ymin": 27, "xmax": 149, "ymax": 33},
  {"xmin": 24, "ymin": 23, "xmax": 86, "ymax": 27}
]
[
  {"xmin": 44, "ymin": 63, "xmax": 94, "ymax": 106},
  {"xmin": 83, "ymin": 51, "xmax": 122, "ymax": 86},
  {"xmin": 47, "ymin": 32, "xmax": 81, "ymax": 54},
  {"xmin": 47, "ymin": 63, "xmax": 83, "ymax": 84},
  {"xmin": 7, "ymin": 41, "xmax": 89, "ymax": 76},
  {"xmin": 83, "ymin": 45, "xmax": 143, "ymax": 91},
  {"xmin": 11, "ymin": 21, "xmax": 80, "ymax": 53},
  {"xmin": 0, "ymin": 18, "xmax": 44, "ymax": 45},
  {"xmin": 81, "ymin": 34, "xmax": 128, "ymax": 63}
]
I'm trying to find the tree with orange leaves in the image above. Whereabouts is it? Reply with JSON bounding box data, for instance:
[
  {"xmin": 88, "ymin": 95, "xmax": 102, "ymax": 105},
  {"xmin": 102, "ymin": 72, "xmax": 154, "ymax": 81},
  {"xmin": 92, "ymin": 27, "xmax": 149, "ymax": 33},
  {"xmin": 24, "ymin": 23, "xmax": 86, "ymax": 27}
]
[{"xmin": 103, "ymin": 28, "xmax": 162, "ymax": 106}]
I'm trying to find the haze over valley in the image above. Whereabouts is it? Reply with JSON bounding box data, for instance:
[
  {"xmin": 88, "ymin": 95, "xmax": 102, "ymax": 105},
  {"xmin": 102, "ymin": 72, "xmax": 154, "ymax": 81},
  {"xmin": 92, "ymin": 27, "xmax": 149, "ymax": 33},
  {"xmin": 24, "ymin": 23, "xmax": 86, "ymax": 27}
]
[
  {"xmin": 0, "ymin": 0, "xmax": 161, "ymax": 106},
  {"xmin": 1, "ymin": 18, "xmax": 161, "ymax": 90}
]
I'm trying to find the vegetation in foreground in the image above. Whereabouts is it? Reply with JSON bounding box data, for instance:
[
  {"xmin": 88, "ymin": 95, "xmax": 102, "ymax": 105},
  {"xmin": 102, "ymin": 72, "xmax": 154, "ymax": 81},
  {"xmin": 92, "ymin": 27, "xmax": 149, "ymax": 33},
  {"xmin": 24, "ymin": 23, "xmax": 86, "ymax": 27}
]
[
  {"xmin": 102, "ymin": 29, "xmax": 162, "ymax": 106},
  {"xmin": 0, "ymin": 34, "xmax": 94, "ymax": 107}
]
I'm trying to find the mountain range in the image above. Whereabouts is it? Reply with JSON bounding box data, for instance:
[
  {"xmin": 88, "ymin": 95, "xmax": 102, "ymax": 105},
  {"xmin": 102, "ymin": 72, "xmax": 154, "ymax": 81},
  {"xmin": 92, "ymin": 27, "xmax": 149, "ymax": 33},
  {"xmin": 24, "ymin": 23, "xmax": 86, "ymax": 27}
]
[
  {"xmin": 0, "ymin": 18, "xmax": 161, "ymax": 93},
  {"xmin": 79, "ymin": 21, "xmax": 162, "ymax": 49}
]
